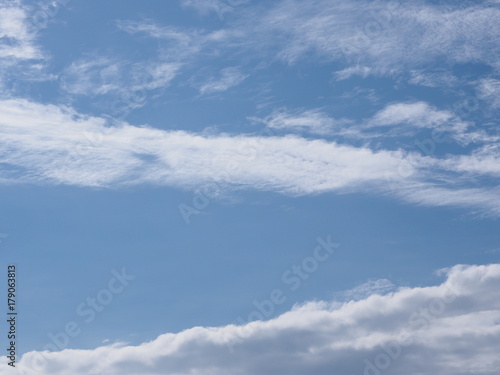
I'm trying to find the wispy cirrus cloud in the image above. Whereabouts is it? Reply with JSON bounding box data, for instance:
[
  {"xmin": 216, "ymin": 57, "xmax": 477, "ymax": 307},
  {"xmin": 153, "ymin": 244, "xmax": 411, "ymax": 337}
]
[
  {"xmin": 62, "ymin": 1, "xmax": 498, "ymax": 115},
  {"xmin": 181, "ymin": 0, "xmax": 251, "ymax": 20},
  {"xmin": 0, "ymin": 2, "xmax": 42, "ymax": 61},
  {"xmin": 0, "ymin": 98, "xmax": 499, "ymax": 215},
  {"xmin": 360, "ymin": 101, "xmax": 500, "ymax": 149},
  {"xmin": 334, "ymin": 66, "xmax": 379, "ymax": 81},
  {"xmin": 477, "ymin": 78, "xmax": 500, "ymax": 109},
  {"xmin": 180, "ymin": 0, "xmax": 500, "ymax": 83},
  {"xmin": 8, "ymin": 263, "xmax": 500, "ymax": 375},
  {"xmin": 0, "ymin": 1, "xmax": 49, "ymax": 92},
  {"xmin": 408, "ymin": 70, "xmax": 460, "ymax": 88},
  {"xmin": 250, "ymin": 108, "xmax": 341, "ymax": 136},
  {"xmin": 393, "ymin": 183, "xmax": 500, "ymax": 217},
  {"xmin": 253, "ymin": 102, "xmax": 480, "ymax": 146},
  {"xmin": 248, "ymin": 1, "xmax": 500, "ymax": 75},
  {"xmin": 58, "ymin": 19, "xmax": 231, "ymax": 111},
  {"xmin": 112, "ymin": 1, "xmax": 500, "ymax": 97},
  {"xmin": 61, "ymin": 57, "xmax": 180, "ymax": 99},
  {"xmin": 196, "ymin": 67, "xmax": 248, "ymax": 95},
  {"xmin": 0, "ymin": 99, "xmax": 406, "ymax": 191},
  {"xmin": 116, "ymin": 19, "xmax": 234, "ymax": 58},
  {"xmin": 366, "ymin": 102, "xmax": 470, "ymax": 138},
  {"xmin": 440, "ymin": 148, "xmax": 500, "ymax": 178},
  {"xmin": 333, "ymin": 278, "xmax": 395, "ymax": 301}
]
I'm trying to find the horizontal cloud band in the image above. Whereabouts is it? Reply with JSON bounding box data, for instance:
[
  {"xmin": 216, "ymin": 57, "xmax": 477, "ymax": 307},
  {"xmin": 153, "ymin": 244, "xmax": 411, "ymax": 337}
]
[{"xmin": 0, "ymin": 99, "xmax": 499, "ymax": 216}]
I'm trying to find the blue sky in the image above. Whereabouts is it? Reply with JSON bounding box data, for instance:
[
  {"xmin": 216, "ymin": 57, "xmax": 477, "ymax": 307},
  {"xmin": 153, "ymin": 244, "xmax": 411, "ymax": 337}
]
[{"xmin": 0, "ymin": 0, "xmax": 499, "ymax": 374}]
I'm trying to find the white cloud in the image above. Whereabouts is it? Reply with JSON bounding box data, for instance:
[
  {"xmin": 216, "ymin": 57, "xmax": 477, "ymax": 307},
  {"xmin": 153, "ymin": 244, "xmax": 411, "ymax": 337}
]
[
  {"xmin": 61, "ymin": 57, "xmax": 123, "ymax": 96},
  {"xmin": 334, "ymin": 278, "xmax": 395, "ymax": 301},
  {"xmin": 371, "ymin": 102, "xmax": 452, "ymax": 127},
  {"xmin": 252, "ymin": 108, "xmax": 339, "ymax": 135},
  {"xmin": 0, "ymin": 99, "xmax": 406, "ymax": 192},
  {"xmin": 61, "ymin": 57, "xmax": 180, "ymax": 98},
  {"xmin": 116, "ymin": 20, "xmax": 233, "ymax": 59},
  {"xmin": 0, "ymin": 2, "xmax": 47, "ymax": 92},
  {"xmin": 440, "ymin": 150, "xmax": 500, "ymax": 178},
  {"xmin": 392, "ymin": 183, "xmax": 500, "ymax": 217},
  {"xmin": 16, "ymin": 0, "xmax": 497, "ymax": 104},
  {"xmin": 69, "ymin": 20, "xmax": 240, "ymax": 104},
  {"xmin": 266, "ymin": 102, "xmax": 479, "ymax": 145},
  {"xmin": 114, "ymin": 2, "xmax": 500, "ymax": 93},
  {"xmin": 0, "ymin": 99, "xmax": 499, "ymax": 215},
  {"xmin": 366, "ymin": 102, "xmax": 471, "ymax": 140},
  {"xmin": 231, "ymin": 1, "xmax": 500, "ymax": 76},
  {"xmin": 477, "ymin": 78, "xmax": 500, "ymax": 109},
  {"xmin": 0, "ymin": 2, "xmax": 41, "ymax": 60},
  {"xmin": 335, "ymin": 66, "xmax": 386, "ymax": 81},
  {"xmin": 181, "ymin": 0, "xmax": 250, "ymax": 20},
  {"xmin": 408, "ymin": 70, "xmax": 459, "ymax": 88},
  {"xmin": 117, "ymin": 20, "xmax": 196, "ymax": 46},
  {"xmin": 197, "ymin": 67, "xmax": 248, "ymax": 95},
  {"xmin": 8, "ymin": 263, "xmax": 500, "ymax": 375}
]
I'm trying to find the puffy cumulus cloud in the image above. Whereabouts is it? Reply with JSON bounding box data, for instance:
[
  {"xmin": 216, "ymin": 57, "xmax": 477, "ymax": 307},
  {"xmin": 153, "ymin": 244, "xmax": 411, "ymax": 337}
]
[
  {"xmin": 0, "ymin": 98, "xmax": 499, "ymax": 215},
  {"xmin": 7, "ymin": 263, "xmax": 500, "ymax": 375}
]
